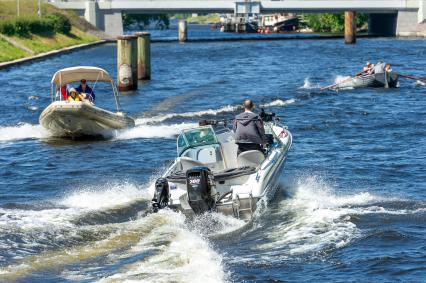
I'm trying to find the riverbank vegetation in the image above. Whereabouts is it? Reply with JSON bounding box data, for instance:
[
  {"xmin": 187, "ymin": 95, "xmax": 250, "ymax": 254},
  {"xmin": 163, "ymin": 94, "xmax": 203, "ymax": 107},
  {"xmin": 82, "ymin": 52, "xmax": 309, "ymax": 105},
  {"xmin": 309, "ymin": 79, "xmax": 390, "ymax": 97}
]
[
  {"xmin": 0, "ymin": 0, "xmax": 99, "ymax": 63},
  {"xmin": 171, "ymin": 13, "xmax": 221, "ymax": 24},
  {"xmin": 302, "ymin": 13, "xmax": 369, "ymax": 32},
  {"xmin": 122, "ymin": 14, "xmax": 170, "ymax": 29}
]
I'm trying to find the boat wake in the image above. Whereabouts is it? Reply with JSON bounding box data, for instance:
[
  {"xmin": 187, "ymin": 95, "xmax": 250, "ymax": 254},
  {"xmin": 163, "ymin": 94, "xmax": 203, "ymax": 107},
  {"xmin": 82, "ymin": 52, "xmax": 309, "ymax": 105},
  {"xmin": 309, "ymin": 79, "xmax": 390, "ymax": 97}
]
[
  {"xmin": 299, "ymin": 78, "xmax": 321, "ymax": 89},
  {"xmin": 114, "ymin": 99, "xmax": 295, "ymax": 140},
  {"xmin": 136, "ymin": 99, "xmax": 295, "ymax": 125},
  {"xmin": 226, "ymin": 174, "xmax": 426, "ymax": 265},
  {"xmin": 1, "ymin": 99, "xmax": 295, "ymax": 143},
  {"xmin": 0, "ymin": 180, "xmax": 245, "ymax": 282},
  {"xmin": 0, "ymin": 123, "xmax": 49, "ymax": 142},
  {"xmin": 114, "ymin": 122, "xmax": 199, "ymax": 140}
]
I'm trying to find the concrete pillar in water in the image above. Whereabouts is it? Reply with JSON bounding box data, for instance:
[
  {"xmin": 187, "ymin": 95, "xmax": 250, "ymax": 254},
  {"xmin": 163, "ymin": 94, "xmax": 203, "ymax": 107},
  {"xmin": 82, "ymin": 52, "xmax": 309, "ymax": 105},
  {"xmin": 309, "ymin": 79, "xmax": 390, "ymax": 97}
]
[
  {"xmin": 178, "ymin": 20, "xmax": 187, "ymax": 42},
  {"xmin": 344, "ymin": 11, "xmax": 356, "ymax": 44},
  {"xmin": 117, "ymin": 35, "xmax": 138, "ymax": 91},
  {"xmin": 135, "ymin": 32, "xmax": 151, "ymax": 80}
]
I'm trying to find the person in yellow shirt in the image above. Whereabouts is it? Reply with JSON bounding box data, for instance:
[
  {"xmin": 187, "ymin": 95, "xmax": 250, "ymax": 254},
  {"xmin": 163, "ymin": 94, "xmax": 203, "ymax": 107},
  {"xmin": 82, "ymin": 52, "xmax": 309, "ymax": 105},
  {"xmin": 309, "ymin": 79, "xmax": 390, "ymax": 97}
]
[{"xmin": 67, "ymin": 88, "xmax": 82, "ymax": 102}]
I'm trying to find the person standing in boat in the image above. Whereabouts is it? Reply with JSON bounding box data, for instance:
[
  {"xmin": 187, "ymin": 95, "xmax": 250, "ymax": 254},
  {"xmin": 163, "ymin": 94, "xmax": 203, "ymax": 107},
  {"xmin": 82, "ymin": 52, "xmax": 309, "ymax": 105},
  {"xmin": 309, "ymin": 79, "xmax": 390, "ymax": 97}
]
[
  {"xmin": 76, "ymin": 79, "xmax": 95, "ymax": 103},
  {"xmin": 233, "ymin": 99, "xmax": 267, "ymax": 155}
]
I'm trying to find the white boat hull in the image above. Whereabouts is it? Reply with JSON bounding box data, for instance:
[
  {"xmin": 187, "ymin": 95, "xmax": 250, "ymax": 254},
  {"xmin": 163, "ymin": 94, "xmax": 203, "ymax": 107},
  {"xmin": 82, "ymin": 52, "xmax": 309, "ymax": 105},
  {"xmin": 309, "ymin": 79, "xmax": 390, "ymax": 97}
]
[
  {"xmin": 153, "ymin": 123, "xmax": 292, "ymax": 221},
  {"xmin": 335, "ymin": 72, "xmax": 399, "ymax": 89},
  {"xmin": 39, "ymin": 101, "xmax": 135, "ymax": 138}
]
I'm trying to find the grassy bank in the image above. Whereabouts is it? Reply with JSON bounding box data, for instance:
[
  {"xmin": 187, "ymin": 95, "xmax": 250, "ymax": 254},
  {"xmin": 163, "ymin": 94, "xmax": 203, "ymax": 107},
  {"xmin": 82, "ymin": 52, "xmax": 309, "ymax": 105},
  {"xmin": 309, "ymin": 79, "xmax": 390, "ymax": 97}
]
[
  {"xmin": 185, "ymin": 14, "xmax": 220, "ymax": 24},
  {"xmin": 171, "ymin": 13, "xmax": 220, "ymax": 24},
  {"xmin": 0, "ymin": 0, "xmax": 99, "ymax": 63}
]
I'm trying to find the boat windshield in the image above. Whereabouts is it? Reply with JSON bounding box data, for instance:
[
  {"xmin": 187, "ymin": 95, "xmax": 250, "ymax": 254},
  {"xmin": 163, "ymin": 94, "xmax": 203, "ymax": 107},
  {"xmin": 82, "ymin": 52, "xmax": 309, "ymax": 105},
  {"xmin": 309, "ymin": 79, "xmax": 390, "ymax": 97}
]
[{"xmin": 177, "ymin": 126, "xmax": 218, "ymax": 156}]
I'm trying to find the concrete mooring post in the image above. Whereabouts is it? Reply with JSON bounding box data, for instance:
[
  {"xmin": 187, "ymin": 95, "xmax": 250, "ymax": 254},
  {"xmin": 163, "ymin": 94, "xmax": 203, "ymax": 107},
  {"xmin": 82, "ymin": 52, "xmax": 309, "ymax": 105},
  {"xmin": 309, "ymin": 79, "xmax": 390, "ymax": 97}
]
[
  {"xmin": 178, "ymin": 20, "xmax": 187, "ymax": 42},
  {"xmin": 117, "ymin": 35, "xmax": 138, "ymax": 91},
  {"xmin": 135, "ymin": 32, "xmax": 151, "ymax": 80},
  {"xmin": 344, "ymin": 11, "xmax": 356, "ymax": 44}
]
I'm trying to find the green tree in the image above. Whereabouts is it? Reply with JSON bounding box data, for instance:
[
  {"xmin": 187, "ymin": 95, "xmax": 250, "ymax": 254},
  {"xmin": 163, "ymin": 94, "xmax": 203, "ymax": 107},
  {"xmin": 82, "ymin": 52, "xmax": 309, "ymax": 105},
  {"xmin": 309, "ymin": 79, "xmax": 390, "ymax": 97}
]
[
  {"xmin": 122, "ymin": 14, "xmax": 170, "ymax": 29},
  {"xmin": 302, "ymin": 13, "xmax": 368, "ymax": 32}
]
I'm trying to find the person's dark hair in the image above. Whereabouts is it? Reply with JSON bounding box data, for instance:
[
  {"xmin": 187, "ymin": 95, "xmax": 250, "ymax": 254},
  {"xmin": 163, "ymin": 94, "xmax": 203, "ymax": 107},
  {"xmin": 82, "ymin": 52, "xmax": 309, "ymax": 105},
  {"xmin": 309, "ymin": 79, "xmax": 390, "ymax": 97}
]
[
  {"xmin": 81, "ymin": 79, "xmax": 86, "ymax": 83},
  {"xmin": 244, "ymin": 99, "xmax": 254, "ymax": 110}
]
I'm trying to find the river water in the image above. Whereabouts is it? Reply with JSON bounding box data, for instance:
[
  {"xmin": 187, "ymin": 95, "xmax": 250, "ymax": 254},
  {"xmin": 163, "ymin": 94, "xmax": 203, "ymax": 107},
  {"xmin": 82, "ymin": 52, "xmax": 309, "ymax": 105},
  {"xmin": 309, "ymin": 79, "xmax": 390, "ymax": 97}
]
[{"xmin": 0, "ymin": 26, "xmax": 425, "ymax": 282}]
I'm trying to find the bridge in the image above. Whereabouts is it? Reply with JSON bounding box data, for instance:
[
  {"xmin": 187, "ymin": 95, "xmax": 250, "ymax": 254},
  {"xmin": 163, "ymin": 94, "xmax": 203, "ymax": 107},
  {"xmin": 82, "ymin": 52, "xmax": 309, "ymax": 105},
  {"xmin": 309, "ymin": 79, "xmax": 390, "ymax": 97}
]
[{"xmin": 49, "ymin": 0, "xmax": 426, "ymax": 37}]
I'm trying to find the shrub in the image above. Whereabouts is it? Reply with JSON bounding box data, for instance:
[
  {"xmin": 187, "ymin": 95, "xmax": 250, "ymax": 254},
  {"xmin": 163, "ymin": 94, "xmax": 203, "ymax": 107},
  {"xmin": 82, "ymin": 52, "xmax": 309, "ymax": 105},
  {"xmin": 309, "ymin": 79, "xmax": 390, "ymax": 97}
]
[
  {"xmin": 0, "ymin": 13, "xmax": 72, "ymax": 36},
  {"xmin": 14, "ymin": 18, "xmax": 31, "ymax": 36},
  {"xmin": 45, "ymin": 13, "xmax": 72, "ymax": 34},
  {"xmin": 28, "ymin": 18, "xmax": 55, "ymax": 35},
  {"xmin": 0, "ymin": 21, "xmax": 16, "ymax": 36}
]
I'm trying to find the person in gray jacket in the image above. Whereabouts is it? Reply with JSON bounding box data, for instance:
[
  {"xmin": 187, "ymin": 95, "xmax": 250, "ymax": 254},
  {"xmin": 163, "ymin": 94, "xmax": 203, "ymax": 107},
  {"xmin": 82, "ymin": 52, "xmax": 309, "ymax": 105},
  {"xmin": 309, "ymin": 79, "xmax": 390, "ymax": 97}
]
[{"xmin": 233, "ymin": 99, "xmax": 267, "ymax": 155}]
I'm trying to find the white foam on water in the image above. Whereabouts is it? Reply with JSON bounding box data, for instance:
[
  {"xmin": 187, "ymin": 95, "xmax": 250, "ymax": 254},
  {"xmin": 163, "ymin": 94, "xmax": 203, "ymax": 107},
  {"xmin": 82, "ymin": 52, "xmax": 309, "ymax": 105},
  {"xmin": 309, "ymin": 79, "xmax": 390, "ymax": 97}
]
[
  {"xmin": 0, "ymin": 181, "xmax": 152, "ymax": 239},
  {"xmin": 0, "ymin": 123, "xmax": 49, "ymax": 142},
  {"xmin": 1, "ymin": 209, "xmax": 227, "ymax": 283},
  {"xmin": 97, "ymin": 210, "xmax": 227, "ymax": 283},
  {"xmin": 231, "ymin": 174, "xmax": 421, "ymax": 265},
  {"xmin": 415, "ymin": 80, "xmax": 426, "ymax": 86},
  {"xmin": 299, "ymin": 78, "xmax": 320, "ymax": 89},
  {"xmin": 137, "ymin": 105, "xmax": 239, "ymax": 124},
  {"xmin": 115, "ymin": 122, "xmax": 199, "ymax": 140},
  {"xmin": 136, "ymin": 99, "xmax": 295, "ymax": 125},
  {"xmin": 58, "ymin": 181, "xmax": 151, "ymax": 210},
  {"xmin": 260, "ymin": 98, "xmax": 296, "ymax": 107}
]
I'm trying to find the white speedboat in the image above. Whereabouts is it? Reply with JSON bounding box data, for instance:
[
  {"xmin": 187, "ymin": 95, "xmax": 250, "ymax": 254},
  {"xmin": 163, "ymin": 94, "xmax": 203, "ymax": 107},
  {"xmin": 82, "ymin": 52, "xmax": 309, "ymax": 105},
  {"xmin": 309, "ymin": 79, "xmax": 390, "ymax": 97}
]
[
  {"xmin": 151, "ymin": 112, "xmax": 292, "ymax": 220},
  {"xmin": 39, "ymin": 66, "xmax": 135, "ymax": 138}
]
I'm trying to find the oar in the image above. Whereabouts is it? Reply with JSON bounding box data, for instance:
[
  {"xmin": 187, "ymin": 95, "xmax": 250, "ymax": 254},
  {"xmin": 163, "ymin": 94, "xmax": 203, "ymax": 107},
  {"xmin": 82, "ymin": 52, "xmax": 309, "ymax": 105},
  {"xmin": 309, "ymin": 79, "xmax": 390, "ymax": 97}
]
[
  {"xmin": 320, "ymin": 70, "xmax": 366, "ymax": 91},
  {"xmin": 397, "ymin": 73, "xmax": 426, "ymax": 83}
]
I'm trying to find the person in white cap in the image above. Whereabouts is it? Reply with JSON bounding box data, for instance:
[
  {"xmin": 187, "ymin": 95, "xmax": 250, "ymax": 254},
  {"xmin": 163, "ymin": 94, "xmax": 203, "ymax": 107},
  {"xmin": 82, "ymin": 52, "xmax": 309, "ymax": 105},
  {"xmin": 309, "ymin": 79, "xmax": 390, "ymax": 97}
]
[{"xmin": 67, "ymin": 88, "xmax": 82, "ymax": 102}]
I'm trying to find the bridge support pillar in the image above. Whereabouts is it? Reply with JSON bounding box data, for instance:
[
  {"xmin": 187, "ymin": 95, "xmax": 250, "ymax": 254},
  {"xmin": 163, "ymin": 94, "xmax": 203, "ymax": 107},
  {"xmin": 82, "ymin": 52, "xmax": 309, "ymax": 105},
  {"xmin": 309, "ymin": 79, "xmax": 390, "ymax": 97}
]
[
  {"xmin": 178, "ymin": 20, "xmax": 187, "ymax": 42},
  {"xmin": 84, "ymin": 1, "xmax": 97, "ymax": 27},
  {"xmin": 117, "ymin": 35, "xmax": 138, "ymax": 91},
  {"xmin": 135, "ymin": 32, "xmax": 151, "ymax": 80},
  {"xmin": 103, "ymin": 11, "xmax": 123, "ymax": 38},
  {"xmin": 419, "ymin": 0, "xmax": 426, "ymax": 23},
  {"xmin": 344, "ymin": 11, "xmax": 356, "ymax": 44}
]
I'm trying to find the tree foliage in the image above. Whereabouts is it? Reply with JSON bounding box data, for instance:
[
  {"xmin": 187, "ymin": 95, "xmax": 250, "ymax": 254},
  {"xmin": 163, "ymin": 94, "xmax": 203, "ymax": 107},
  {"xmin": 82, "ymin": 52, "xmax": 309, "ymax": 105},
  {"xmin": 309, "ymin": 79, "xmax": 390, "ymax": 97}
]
[
  {"xmin": 122, "ymin": 14, "xmax": 170, "ymax": 29},
  {"xmin": 302, "ymin": 13, "xmax": 368, "ymax": 32},
  {"xmin": 0, "ymin": 13, "xmax": 71, "ymax": 36}
]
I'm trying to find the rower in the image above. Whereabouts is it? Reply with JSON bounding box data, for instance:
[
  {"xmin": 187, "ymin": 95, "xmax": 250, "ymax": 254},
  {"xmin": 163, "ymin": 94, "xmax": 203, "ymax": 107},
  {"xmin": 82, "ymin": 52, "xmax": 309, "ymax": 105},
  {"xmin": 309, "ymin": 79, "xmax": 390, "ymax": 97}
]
[
  {"xmin": 385, "ymin": 64, "xmax": 392, "ymax": 73},
  {"xmin": 362, "ymin": 62, "xmax": 374, "ymax": 75}
]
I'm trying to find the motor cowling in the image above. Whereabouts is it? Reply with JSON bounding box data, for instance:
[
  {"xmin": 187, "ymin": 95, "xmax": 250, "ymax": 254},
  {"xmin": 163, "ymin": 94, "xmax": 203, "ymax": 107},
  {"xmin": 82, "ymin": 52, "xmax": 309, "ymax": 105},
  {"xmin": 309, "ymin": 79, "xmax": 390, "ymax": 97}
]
[
  {"xmin": 152, "ymin": 178, "xmax": 170, "ymax": 212},
  {"xmin": 186, "ymin": 166, "xmax": 216, "ymax": 214}
]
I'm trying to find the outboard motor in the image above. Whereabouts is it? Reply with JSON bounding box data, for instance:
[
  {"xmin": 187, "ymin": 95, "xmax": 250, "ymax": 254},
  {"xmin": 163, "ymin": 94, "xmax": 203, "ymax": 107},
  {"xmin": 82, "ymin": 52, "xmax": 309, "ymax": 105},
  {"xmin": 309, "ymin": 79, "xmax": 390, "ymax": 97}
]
[
  {"xmin": 259, "ymin": 108, "xmax": 276, "ymax": 122},
  {"xmin": 152, "ymin": 178, "xmax": 170, "ymax": 212},
  {"xmin": 186, "ymin": 166, "xmax": 216, "ymax": 214}
]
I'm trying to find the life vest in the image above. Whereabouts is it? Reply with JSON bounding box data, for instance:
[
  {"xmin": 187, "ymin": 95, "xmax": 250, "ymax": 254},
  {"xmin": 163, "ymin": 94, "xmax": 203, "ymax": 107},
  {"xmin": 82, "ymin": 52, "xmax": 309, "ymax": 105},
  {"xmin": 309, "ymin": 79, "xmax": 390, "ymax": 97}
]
[{"xmin": 68, "ymin": 95, "xmax": 81, "ymax": 102}]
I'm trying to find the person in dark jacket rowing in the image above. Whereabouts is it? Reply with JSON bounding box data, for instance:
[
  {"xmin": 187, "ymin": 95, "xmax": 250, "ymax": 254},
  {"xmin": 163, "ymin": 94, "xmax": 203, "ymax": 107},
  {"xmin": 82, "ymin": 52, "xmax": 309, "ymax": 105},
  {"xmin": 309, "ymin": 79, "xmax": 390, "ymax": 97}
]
[{"xmin": 233, "ymin": 99, "xmax": 267, "ymax": 155}]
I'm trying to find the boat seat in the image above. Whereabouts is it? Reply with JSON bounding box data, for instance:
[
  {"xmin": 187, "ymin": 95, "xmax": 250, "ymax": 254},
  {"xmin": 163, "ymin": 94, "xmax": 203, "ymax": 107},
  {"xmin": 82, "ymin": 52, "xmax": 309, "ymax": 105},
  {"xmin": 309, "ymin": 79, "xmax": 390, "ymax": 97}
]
[
  {"xmin": 237, "ymin": 150, "xmax": 265, "ymax": 168},
  {"xmin": 179, "ymin": 156, "xmax": 204, "ymax": 171},
  {"xmin": 197, "ymin": 146, "xmax": 225, "ymax": 171}
]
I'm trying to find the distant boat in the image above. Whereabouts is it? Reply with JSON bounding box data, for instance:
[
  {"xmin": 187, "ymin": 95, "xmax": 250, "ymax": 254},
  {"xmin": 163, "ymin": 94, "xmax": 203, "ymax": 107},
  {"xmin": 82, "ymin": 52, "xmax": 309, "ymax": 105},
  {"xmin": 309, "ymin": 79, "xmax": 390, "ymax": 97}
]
[
  {"xmin": 261, "ymin": 13, "xmax": 299, "ymax": 32},
  {"xmin": 333, "ymin": 72, "xmax": 399, "ymax": 90},
  {"xmin": 39, "ymin": 66, "xmax": 135, "ymax": 138}
]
